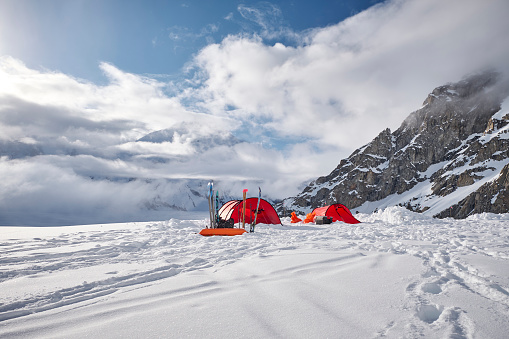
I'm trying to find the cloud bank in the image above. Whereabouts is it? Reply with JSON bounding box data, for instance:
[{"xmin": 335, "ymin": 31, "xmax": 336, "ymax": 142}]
[
  {"xmin": 188, "ymin": 0, "xmax": 509, "ymax": 149},
  {"xmin": 1, "ymin": 0, "xmax": 509, "ymax": 225}
]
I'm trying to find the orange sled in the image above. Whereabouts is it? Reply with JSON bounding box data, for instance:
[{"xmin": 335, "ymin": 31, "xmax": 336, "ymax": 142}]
[{"xmin": 199, "ymin": 228, "xmax": 248, "ymax": 236}]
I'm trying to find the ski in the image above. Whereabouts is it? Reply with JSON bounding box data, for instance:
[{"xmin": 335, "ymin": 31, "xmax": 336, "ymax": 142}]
[
  {"xmin": 210, "ymin": 182, "xmax": 216, "ymax": 228},
  {"xmin": 250, "ymin": 187, "xmax": 261, "ymax": 233},
  {"xmin": 207, "ymin": 182, "xmax": 213, "ymax": 228},
  {"xmin": 215, "ymin": 190, "xmax": 220, "ymax": 226}
]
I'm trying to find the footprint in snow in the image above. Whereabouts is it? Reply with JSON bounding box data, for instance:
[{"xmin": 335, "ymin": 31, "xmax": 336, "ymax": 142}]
[
  {"xmin": 415, "ymin": 304, "xmax": 443, "ymax": 324},
  {"xmin": 421, "ymin": 282, "xmax": 442, "ymax": 295}
]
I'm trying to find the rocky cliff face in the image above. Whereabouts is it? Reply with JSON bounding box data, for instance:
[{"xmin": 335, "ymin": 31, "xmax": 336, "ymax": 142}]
[{"xmin": 279, "ymin": 71, "xmax": 509, "ymax": 218}]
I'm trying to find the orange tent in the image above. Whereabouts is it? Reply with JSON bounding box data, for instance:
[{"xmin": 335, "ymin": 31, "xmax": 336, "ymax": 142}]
[
  {"xmin": 218, "ymin": 198, "xmax": 282, "ymax": 225},
  {"xmin": 312, "ymin": 204, "xmax": 361, "ymax": 224}
]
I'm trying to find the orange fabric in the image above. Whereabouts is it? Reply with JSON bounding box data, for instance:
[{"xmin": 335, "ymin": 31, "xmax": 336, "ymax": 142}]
[
  {"xmin": 303, "ymin": 212, "xmax": 316, "ymax": 224},
  {"xmin": 312, "ymin": 204, "xmax": 361, "ymax": 224},
  {"xmin": 312, "ymin": 206, "xmax": 328, "ymax": 216},
  {"xmin": 290, "ymin": 212, "xmax": 302, "ymax": 223},
  {"xmin": 199, "ymin": 228, "xmax": 247, "ymax": 236}
]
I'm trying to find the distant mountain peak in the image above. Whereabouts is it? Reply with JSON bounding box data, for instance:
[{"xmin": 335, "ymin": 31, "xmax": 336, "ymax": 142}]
[
  {"xmin": 137, "ymin": 125, "xmax": 243, "ymax": 153},
  {"xmin": 279, "ymin": 71, "xmax": 509, "ymax": 219}
]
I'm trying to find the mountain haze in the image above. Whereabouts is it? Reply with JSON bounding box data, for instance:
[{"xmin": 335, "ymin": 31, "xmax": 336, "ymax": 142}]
[{"xmin": 279, "ymin": 71, "xmax": 509, "ymax": 218}]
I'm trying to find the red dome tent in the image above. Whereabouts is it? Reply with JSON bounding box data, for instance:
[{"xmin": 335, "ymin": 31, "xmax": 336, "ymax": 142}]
[
  {"xmin": 218, "ymin": 198, "xmax": 282, "ymax": 225},
  {"xmin": 312, "ymin": 204, "xmax": 361, "ymax": 224}
]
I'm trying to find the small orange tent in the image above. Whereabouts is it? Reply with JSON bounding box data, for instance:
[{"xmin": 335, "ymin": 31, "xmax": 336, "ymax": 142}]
[
  {"xmin": 312, "ymin": 204, "xmax": 361, "ymax": 224},
  {"xmin": 218, "ymin": 198, "xmax": 282, "ymax": 225}
]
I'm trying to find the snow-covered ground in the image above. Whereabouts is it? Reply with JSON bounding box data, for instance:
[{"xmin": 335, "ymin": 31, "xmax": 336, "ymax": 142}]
[{"xmin": 1, "ymin": 208, "xmax": 508, "ymax": 338}]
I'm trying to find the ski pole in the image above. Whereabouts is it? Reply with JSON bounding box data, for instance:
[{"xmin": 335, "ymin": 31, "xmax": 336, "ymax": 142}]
[
  {"xmin": 215, "ymin": 190, "xmax": 220, "ymax": 227},
  {"xmin": 251, "ymin": 187, "xmax": 261, "ymax": 233},
  {"xmin": 242, "ymin": 189, "xmax": 248, "ymax": 229}
]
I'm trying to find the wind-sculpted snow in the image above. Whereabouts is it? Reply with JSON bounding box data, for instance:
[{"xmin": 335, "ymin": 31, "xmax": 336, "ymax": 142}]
[{"xmin": 0, "ymin": 208, "xmax": 508, "ymax": 338}]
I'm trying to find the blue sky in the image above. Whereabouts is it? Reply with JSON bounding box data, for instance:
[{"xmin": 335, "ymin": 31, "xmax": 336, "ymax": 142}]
[
  {"xmin": 1, "ymin": 0, "xmax": 509, "ymax": 223},
  {"xmin": 0, "ymin": 0, "xmax": 383, "ymax": 83}
]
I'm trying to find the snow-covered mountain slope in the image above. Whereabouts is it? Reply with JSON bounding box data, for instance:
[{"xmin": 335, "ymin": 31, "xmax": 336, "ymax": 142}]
[{"xmin": 279, "ymin": 71, "xmax": 509, "ymax": 218}]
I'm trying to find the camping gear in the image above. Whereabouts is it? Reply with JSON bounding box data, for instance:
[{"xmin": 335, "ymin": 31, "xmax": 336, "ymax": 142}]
[
  {"xmin": 200, "ymin": 184, "xmax": 247, "ymax": 236},
  {"xmin": 250, "ymin": 187, "xmax": 262, "ymax": 233},
  {"xmin": 199, "ymin": 228, "xmax": 247, "ymax": 236},
  {"xmin": 315, "ymin": 216, "xmax": 333, "ymax": 224},
  {"xmin": 215, "ymin": 190, "xmax": 220, "ymax": 226},
  {"xmin": 303, "ymin": 212, "xmax": 316, "ymax": 223},
  {"xmin": 242, "ymin": 189, "xmax": 248, "ymax": 229},
  {"xmin": 290, "ymin": 212, "xmax": 302, "ymax": 223},
  {"xmin": 218, "ymin": 198, "xmax": 282, "ymax": 225},
  {"xmin": 207, "ymin": 182, "xmax": 214, "ymax": 228},
  {"xmin": 312, "ymin": 204, "xmax": 361, "ymax": 224},
  {"xmin": 216, "ymin": 218, "xmax": 234, "ymax": 228}
]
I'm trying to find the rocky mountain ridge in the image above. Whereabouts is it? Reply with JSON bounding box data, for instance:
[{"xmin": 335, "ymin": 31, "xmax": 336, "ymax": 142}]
[{"xmin": 279, "ymin": 71, "xmax": 509, "ymax": 218}]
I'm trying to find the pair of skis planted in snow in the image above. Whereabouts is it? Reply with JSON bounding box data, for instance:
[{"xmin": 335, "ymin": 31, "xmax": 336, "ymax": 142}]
[
  {"xmin": 240, "ymin": 187, "xmax": 261, "ymax": 233},
  {"xmin": 250, "ymin": 187, "xmax": 261, "ymax": 233},
  {"xmin": 207, "ymin": 182, "xmax": 220, "ymax": 228},
  {"xmin": 207, "ymin": 184, "xmax": 262, "ymax": 233},
  {"xmin": 239, "ymin": 187, "xmax": 262, "ymax": 233}
]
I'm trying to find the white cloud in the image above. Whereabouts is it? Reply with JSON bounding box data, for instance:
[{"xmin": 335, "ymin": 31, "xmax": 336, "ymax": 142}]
[
  {"xmin": 0, "ymin": 54, "xmax": 321, "ymax": 225},
  {"xmin": 117, "ymin": 140, "xmax": 195, "ymax": 157},
  {"xmin": 0, "ymin": 56, "xmax": 229, "ymax": 143},
  {"xmin": 237, "ymin": 2, "xmax": 298, "ymax": 42},
  {"xmin": 0, "ymin": 157, "xmax": 201, "ymax": 225},
  {"xmin": 168, "ymin": 23, "xmax": 220, "ymax": 46},
  {"xmin": 187, "ymin": 0, "xmax": 509, "ymax": 155},
  {"xmin": 237, "ymin": 2, "xmax": 282, "ymax": 31},
  {"xmin": 1, "ymin": 0, "xmax": 509, "ymax": 224}
]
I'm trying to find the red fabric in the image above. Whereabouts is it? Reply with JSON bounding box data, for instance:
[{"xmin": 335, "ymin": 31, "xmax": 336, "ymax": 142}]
[
  {"xmin": 312, "ymin": 204, "xmax": 361, "ymax": 224},
  {"xmin": 312, "ymin": 207, "xmax": 328, "ymax": 217},
  {"xmin": 218, "ymin": 198, "xmax": 282, "ymax": 225}
]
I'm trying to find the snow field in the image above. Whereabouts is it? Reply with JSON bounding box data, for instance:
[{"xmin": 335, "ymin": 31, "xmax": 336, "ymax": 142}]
[{"xmin": 0, "ymin": 207, "xmax": 508, "ymax": 338}]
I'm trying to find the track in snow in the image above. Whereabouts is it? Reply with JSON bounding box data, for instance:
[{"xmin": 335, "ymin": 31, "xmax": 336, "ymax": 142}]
[{"xmin": 0, "ymin": 209, "xmax": 509, "ymax": 338}]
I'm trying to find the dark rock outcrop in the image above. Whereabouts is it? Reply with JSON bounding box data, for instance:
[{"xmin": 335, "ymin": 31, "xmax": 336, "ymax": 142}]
[{"xmin": 279, "ymin": 71, "xmax": 509, "ymax": 218}]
